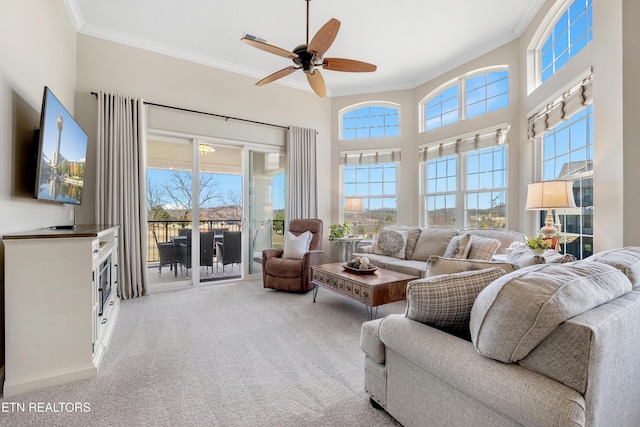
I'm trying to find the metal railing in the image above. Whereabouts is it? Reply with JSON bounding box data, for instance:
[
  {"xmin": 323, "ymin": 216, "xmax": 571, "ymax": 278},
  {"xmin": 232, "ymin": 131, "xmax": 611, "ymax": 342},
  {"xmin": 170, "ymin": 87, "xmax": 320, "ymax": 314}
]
[{"xmin": 147, "ymin": 219, "xmax": 284, "ymax": 263}]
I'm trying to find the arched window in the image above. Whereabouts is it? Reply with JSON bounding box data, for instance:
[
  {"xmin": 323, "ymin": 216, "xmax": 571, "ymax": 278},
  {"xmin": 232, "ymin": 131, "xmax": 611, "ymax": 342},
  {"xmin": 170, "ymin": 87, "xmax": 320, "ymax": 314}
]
[
  {"xmin": 540, "ymin": 0, "xmax": 592, "ymax": 82},
  {"xmin": 340, "ymin": 102, "xmax": 399, "ymax": 140},
  {"xmin": 420, "ymin": 67, "xmax": 509, "ymax": 132}
]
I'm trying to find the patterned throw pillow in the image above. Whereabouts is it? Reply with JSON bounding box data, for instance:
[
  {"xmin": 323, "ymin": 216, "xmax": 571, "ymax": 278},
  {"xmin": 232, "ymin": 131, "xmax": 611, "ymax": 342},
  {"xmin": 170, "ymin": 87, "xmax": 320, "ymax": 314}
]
[
  {"xmin": 443, "ymin": 234, "xmax": 472, "ymax": 259},
  {"xmin": 282, "ymin": 231, "xmax": 311, "ymax": 259},
  {"xmin": 405, "ymin": 267, "xmax": 506, "ymax": 339},
  {"xmin": 373, "ymin": 229, "xmax": 408, "ymax": 259},
  {"xmin": 467, "ymin": 235, "xmax": 502, "ymax": 260}
]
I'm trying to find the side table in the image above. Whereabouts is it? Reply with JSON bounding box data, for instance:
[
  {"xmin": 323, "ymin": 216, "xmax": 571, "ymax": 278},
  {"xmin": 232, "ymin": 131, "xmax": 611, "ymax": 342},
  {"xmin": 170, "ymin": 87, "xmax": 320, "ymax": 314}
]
[{"xmin": 331, "ymin": 237, "xmax": 372, "ymax": 262}]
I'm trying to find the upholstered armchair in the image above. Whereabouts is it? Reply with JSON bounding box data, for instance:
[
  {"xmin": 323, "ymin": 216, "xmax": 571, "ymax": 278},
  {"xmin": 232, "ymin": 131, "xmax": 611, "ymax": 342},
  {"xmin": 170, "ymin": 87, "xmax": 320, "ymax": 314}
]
[{"xmin": 262, "ymin": 219, "xmax": 327, "ymax": 292}]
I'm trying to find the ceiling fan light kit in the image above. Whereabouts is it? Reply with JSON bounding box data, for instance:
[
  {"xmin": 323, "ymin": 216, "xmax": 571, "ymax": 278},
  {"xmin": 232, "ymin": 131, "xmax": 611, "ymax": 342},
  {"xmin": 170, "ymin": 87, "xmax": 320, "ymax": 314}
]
[{"xmin": 240, "ymin": 0, "xmax": 376, "ymax": 97}]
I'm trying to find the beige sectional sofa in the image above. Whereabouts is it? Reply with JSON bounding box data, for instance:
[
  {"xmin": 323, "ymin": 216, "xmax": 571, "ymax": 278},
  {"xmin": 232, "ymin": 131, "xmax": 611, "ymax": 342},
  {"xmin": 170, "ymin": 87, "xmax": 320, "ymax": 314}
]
[
  {"xmin": 353, "ymin": 226, "xmax": 526, "ymax": 278},
  {"xmin": 360, "ymin": 247, "xmax": 640, "ymax": 427}
]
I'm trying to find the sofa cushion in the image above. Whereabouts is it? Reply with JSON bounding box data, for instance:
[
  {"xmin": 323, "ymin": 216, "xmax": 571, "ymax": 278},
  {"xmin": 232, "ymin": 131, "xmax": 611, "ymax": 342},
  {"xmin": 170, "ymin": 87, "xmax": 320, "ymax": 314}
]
[
  {"xmin": 405, "ymin": 267, "xmax": 506, "ymax": 338},
  {"xmin": 470, "ymin": 261, "xmax": 633, "ymax": 363},
  {"xmin": 410, "ymin": 228, "xmax": 459, "ymax": 261},
  {"xmin": 373, "ymin": 228, "xmax": 408, "ymax": 259},
  {"xmin": 462, "ymin": 229, "xmax": 527, "ymax": 255},
  {"xmin": 467, "ymin": 235, "xmax": 501, "ymax": 260},
  {"xmin": 282, "ymin": 230, "xmax": 311, "ymax": 259},
  {"xmin": 426, "ymin": 256, "xmax": 518, "ymax": 277},
  {"xmin": 443, "ymin": 234, "xmax": 472, "ymax": 259},
  {"xmin": 586, "ymin": 246, "xmax": 640, "ymax": 288}
]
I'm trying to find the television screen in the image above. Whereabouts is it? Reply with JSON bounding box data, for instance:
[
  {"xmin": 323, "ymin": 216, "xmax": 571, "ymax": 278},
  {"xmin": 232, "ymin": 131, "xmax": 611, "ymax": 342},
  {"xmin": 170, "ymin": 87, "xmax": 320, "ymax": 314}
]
[{"xmin": 34, "ymin": 87, "xmax": 88, "ymax": 205}]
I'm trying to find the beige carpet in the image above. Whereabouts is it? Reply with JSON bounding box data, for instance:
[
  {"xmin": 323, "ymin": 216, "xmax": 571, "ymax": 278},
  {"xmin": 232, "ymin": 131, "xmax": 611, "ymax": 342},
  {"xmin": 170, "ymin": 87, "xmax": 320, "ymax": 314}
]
[{"xmin": 0, "ymin": 279, "xmax": 404, "ymax": 426}]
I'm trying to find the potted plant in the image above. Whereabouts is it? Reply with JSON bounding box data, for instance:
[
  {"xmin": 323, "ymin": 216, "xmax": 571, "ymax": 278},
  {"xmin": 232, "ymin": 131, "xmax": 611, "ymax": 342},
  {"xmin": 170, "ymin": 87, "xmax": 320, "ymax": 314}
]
[
  {"xmin": 329, "ymin": 222, "xmax": 353, "ymax": 239},
  {"xmin": 526, "ymin": 235, "xmax": 553, "ymax": 254}
]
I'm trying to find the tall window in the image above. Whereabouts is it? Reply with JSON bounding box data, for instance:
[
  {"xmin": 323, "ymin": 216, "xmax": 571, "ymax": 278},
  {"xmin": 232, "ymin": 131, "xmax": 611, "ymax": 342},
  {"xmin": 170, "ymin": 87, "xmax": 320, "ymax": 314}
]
[
  {"xmin": 541, "ymin": 0, "xmax": 592, "ymax": 82},
  {"xmin": 340, "ymin": 103, "xmax": 399, "ymax": 140},
  {"xmin": 420, "ymin": 126, "xmax": 508, "ymax": 229},
  {"xmin": 341, "ymin": 151, "xmax": 399, "ymax": 236},
  {"xmin": 421, "ymin": 67, "xmax": 509, "ymax": 132},
  {"xmin": 529, "ymin": 76, "xmax": 593, "ymax": 259}
]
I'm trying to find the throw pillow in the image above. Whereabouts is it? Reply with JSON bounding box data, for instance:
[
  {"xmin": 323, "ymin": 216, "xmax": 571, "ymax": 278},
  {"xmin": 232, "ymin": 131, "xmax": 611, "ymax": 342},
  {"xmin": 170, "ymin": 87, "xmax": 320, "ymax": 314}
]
[
  {"xmin": 585, "ymin": 246, "xmax": 640, "ymax": 288},
  {"xmin": 282, "ymin": 231, "xmax": 311, "ymax": 259},
  {"xmin": 373, "ymin": 229, "xmax": 408, "ymax": 259},
  {"xmin": 410, "ymin": 228, "xmax": 460, "ymax": 261},
  {"xmin": 466, "ymin": 235, "xmax": 502, "ymax": 260},
  {"xmin": 443, "ymin": 234, "xmax": 472, "ymax": 259},
  {"xmin": 426, "ymin": 255, "xmax": 518, "ymax": 277},
  {"xmin": 405, "ymin": 267, "xmax": 506, "ymax": 339},
  {"xmin": 542, "ymin": 250, "xmax": 577, "ymax": 264},
  {"xmin": 470, "ymin": 261, "xmax": 633, "ymax": 363},
  {"xmin": 506, "ymin": 245, "xmax": 544, "ymax": 268}
]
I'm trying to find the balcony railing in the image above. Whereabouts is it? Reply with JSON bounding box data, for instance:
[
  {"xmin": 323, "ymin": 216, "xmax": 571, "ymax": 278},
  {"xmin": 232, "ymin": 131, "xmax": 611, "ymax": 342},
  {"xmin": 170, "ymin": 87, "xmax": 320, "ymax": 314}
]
[{"xmin": 147, "ymin": 219, "xmax": 284, "ymax": 263}]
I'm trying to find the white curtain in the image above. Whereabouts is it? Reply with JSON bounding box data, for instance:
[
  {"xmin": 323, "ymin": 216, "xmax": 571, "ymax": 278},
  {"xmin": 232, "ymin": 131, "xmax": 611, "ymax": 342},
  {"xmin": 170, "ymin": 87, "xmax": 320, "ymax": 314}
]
[
  {"xmin": 96, "ymin": 91, "xmax": 149, "ymax": 299},
  {"xmin": 286, "ymin": 126, "xmax": 318, "ymax": 220}
]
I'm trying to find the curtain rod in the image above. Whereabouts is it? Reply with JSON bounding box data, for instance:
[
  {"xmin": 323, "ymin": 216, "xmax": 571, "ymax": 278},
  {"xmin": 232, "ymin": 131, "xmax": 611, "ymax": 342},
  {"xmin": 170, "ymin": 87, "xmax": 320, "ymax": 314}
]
[{"xmin": 90, "ymin": 92, "xmax": 289, "ymax": 131}]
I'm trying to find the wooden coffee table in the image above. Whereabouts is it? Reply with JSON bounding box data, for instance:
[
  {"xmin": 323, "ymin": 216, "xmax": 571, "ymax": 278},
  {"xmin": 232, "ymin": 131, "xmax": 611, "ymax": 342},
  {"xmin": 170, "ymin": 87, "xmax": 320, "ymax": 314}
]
[{"xmin": 311, "ymin": 263, "xmax": 418, "ymax": 319}]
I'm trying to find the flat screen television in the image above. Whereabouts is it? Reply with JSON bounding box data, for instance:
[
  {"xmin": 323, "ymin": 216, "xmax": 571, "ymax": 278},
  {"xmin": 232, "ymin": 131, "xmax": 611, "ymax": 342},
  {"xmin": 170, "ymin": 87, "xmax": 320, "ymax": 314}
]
[{"xmin": 34, "ymin": 86, "xmax": 88, "ymax": 205}]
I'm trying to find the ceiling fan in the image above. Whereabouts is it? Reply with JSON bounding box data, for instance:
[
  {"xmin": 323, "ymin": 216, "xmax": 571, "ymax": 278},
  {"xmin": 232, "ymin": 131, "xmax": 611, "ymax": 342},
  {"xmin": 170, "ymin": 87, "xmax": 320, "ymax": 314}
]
[{"xmin": 240, "ymin": 0, "xmax": 377, "ymax": 97}]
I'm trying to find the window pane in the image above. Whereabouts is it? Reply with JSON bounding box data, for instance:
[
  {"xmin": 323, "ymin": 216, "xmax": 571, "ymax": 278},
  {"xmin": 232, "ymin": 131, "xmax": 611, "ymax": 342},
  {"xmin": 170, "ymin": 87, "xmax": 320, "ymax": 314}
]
[{"xmin": 341, "ymin": 104, "xmax": 400, "ymax": 140}]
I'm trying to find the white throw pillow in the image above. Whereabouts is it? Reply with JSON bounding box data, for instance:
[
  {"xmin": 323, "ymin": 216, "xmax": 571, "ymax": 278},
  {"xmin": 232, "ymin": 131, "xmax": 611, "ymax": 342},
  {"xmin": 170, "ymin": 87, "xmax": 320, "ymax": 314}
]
[{"xmin": 282, "ymin": 231, "xmax": 311, "ymax": 259}]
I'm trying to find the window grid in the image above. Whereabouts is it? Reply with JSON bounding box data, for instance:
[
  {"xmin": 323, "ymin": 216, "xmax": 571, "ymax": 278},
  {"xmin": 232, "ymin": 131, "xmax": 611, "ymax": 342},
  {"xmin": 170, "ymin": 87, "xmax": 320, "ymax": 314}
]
[
  {"xmin": 465, "ymin": 71, "xmax": 509, "ymax": 119},
  {"xmin": 422, "ymin": 69, "xmax": 509, "ymax": 132},
  {"xmin": 425, "ymin": 155, "xmax": 457, "ymax": 227},
  {"xmin": 343, "ymin": 162, "xmax": 397, "ymax": 236},
  {"xmin": 465, "ymin": 146, "xmax": 507, "ymax": 229},
  {"xmin": 541, "ymin": 0, "xmax": 593, "ymax": 82},
  {"xmin": 422, "ymin": 145, "xmax": 507, "ymax": 230},
  {"xmin": 538, "ymin": 105, "xmax": 593, "ymax": 259},
  {"xmin": 341, "ymin": 105, "xmax": 399, "ymax": 140}
]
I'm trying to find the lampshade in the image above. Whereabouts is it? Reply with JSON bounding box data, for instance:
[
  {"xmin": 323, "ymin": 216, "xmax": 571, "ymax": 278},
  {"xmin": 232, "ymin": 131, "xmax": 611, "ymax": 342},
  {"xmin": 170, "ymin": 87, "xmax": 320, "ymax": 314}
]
[
  {"xmin": 345, "ymin": 197, "xmax": 364, "ymax": 212},
  {"xmin": 525, "ymin": 180, "xmax": 576, "ymax": 210}
]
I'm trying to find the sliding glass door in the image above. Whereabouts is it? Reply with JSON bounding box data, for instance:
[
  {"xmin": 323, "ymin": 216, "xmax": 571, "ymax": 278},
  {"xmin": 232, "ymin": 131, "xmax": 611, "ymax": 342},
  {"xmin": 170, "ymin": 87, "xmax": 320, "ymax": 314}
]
[
  {"xmin": 146, "ymin": 137, "xmax": 244, "ymax": 287},
  {"xmin": 247, "ymin": 151, "xmax": 286, "ymax": 275}
]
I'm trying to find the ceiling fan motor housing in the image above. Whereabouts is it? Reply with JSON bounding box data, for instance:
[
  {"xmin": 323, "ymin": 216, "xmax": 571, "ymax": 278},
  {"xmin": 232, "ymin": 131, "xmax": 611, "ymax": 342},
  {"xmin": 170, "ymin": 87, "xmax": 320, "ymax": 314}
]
[{"xmin": 293, "ymin": 44, "xmax": 317, "ymax": 72}]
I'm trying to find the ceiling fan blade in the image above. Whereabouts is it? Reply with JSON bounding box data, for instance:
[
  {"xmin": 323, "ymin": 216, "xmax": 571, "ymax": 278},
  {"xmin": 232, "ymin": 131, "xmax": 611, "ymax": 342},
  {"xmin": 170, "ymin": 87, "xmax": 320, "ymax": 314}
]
[
  {"xmin": 322, "ymin": 58, "xmax": 377, "ymax": 72},
  {"xmin": 241, "ymin": 37, "xmax": 299, "ymax": 59},
  {"xmin": 256, "ymin": 66, "xmax": 298, "ymax": 86},
  {"xmin": 307, "ymin": 18, "xmax": 340, "ymax": 56},
  {"xmin": 306, "ymin": 70, "xmax": 326, "ymax": 97}
]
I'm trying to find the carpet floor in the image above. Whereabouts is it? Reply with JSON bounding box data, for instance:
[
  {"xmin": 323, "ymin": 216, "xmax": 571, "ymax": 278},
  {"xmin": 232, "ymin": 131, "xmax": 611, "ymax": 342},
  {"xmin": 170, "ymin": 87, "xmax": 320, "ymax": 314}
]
[{"xmin": 0, "ymin": 279, "xmax": 404, "ymax": 426}]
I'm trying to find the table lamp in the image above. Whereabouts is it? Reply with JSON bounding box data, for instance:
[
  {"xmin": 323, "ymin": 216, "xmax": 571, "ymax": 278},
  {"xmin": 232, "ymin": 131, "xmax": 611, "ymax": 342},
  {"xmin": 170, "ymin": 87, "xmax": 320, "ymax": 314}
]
[
  {"xmin": 525, "ymin": 180, "xmax": 576, "ymax": 238},
  {"xmin": 345, "ymin": 197, "xmax": 364, "ymax": 237}
]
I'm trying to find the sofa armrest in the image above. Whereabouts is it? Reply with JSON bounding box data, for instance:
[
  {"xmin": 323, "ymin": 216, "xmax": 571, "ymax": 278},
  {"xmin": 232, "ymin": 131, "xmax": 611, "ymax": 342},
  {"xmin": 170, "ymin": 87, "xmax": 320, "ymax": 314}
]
[
  {"xmin": 378, "ymin": 314, "xmax": 585, "ymax": 427},
  {"xmin": 360, "ymin": 318, "xmax": 385, "ymax": 364}
]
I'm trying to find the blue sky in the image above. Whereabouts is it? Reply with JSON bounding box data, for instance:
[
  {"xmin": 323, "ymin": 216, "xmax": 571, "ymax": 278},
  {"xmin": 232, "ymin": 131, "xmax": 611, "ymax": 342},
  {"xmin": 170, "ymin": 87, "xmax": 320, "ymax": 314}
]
[
  {"xmin": 40, "ymin": 88, "xmax": 87, "ymax": 162},
  {"xmin": 147, "ymin": 169, "xmax": 285, "ymax": 210}
]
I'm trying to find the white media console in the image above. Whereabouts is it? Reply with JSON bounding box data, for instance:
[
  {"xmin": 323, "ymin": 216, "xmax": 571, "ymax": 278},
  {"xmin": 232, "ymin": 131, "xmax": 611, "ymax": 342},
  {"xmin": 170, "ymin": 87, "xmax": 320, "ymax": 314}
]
[{"xmin": 2, "ymin": 224, "xmax": 120, "ymax": 397}]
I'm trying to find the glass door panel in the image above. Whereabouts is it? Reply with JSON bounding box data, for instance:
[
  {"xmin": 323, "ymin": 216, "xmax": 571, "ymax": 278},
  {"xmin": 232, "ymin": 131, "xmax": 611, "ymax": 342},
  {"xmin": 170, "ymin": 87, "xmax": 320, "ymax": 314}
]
[
  {"xmin": 248, "ymin": 151, "xmax": 285, "ymax": 275},
  {"xmin": 147, "ymin": 138, "xmax": 194, "ymax": 285}
]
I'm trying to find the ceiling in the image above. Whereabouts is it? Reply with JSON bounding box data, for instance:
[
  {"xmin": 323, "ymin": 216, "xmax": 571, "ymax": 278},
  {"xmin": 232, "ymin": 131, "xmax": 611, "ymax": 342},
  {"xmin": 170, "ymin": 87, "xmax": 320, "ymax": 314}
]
[{"xmin": 66, "ymin": 0, "xmax": 544, "ymax": 97}]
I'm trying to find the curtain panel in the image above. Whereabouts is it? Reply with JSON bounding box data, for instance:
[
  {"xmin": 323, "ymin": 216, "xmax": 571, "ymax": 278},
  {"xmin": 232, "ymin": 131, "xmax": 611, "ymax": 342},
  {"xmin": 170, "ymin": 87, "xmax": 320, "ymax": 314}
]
[
  {"xmin": 286, "ymin": 126, "xmax": 318, "ymax": 220},
  {"xmin": 96, "ymin": 91, "xmax": 149, "ymax": 299}
]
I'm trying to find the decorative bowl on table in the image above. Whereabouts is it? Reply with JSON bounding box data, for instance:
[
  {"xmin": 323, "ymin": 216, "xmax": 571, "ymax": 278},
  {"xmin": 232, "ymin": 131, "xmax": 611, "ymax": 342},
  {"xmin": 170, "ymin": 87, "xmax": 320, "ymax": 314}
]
[{"xmin": 342, "ymin": 256, "xmax": 378, "ymax": 274}]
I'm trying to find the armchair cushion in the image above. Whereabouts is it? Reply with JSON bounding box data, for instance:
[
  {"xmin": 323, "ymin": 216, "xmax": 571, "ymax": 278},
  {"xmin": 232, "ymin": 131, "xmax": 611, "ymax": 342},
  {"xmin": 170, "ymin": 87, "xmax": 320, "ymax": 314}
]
[
  {"xmin": 282, "ymin": 230, "xmax": 311, "ymax": 259},
  {"xmin": 405, "ymin": 267, "xmax": 506, "ymax": 338}
]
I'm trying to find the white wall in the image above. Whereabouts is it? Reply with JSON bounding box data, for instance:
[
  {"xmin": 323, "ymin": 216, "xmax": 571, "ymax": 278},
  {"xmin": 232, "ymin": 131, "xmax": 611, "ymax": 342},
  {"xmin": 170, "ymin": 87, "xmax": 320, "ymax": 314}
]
[{"xmin": 0, "ymin": 0, "xmax": 79, "ymax": 367}]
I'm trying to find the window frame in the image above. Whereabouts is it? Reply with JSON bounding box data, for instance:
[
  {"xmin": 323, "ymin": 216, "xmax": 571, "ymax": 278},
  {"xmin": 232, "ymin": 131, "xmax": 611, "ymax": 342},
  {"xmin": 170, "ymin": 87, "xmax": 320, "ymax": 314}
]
[
  {"xmin": 339, "ymin": 101, "xmax": 401, "ymax": 141},
  {"xmin": 419, "ymin": 66, "xmax": 509, "ymax": 133}
]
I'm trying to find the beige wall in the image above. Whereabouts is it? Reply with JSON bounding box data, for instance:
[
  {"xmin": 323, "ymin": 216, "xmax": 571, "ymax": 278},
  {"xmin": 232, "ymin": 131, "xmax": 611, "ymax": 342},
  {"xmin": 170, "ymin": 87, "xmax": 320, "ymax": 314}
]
[{"xmin": 0, "ymin": 0, "xmax": 79, "ymax": 369}]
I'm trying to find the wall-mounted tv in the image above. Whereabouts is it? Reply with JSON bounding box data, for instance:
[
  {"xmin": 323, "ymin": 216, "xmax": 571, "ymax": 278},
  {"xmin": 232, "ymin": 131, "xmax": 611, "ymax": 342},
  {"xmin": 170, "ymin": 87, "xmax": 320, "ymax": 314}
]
[{"xmin": 34, "ymin": 86, "xmax": 88, "ymax": 205}]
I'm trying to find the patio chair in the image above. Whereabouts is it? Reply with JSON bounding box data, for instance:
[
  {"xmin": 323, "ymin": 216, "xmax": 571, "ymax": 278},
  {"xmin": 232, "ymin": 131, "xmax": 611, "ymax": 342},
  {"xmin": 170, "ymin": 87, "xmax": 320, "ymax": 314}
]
[
  {"xmin": 216, "ymin": 231, "xmax": 242, "ymax": 273},
  {"xmin": 153, "ymin": 231, "xmax": 179, "ymax": 276}
]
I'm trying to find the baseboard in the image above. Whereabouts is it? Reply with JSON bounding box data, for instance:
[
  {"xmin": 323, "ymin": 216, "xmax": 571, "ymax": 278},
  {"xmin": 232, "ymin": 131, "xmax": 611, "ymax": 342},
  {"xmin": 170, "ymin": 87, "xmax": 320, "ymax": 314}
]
[{"xmin": 3, "ymin": 364, "xmax": 97, "ymax": 398}]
